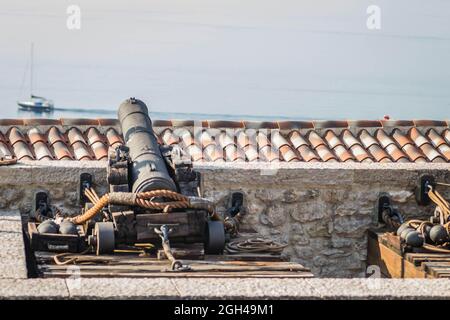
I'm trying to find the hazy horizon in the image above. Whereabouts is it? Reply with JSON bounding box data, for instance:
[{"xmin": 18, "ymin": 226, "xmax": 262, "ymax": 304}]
[{"xmin": 1, "ymin": 0, "xmax": 449, "ymax": 120}]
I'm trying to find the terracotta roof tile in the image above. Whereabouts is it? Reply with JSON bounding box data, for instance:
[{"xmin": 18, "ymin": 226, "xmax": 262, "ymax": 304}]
[
  {"xmin": 307, "ymin": 131, "xmax": 327, "ymax": 149},
  {"xmin": 23, "ymin": 119, "xmax": 60, "ymax": 126},
  {"xmin": 151, "ymin": 119, "xmax": 171, "ymax": 127},
  {"xmin": 244, "ymin": 121, "xmax": 278, "ymax": 130},
  {"xmin": 392, "ymin": 129, "xmax": 427, "ymax": 162},
  {"xmin": 0, "ymin": 119, "xmax": 24, "ymax": 126},
  {"xmin": 161, "ymin": 129, "xmax": 179, "ymax": 146},
  {"xmin": 349, "ymin": 120, "xmax": 382, "ymax": 128},
  {"xmin": 341, "ymin": 130, "xmax": 362, "ymax": 148},
  {"xmin": 8, "ymin": 127, "xmax": 33, "ymax": 160},
  {"xmin": 427, "ymin": 129, "xmax": 447, "ymax": 147},
  {"xmin": 272, "ymin": 131, "xmax": 299, "ymax": 162},
  {"xmin": 324, "ymin": 131, "xmax": 354, "ymax": 162},
  {"xmin": 61, "ymin": 118, "xmax": 99, "ymax": 126},
  {"xmin": 413, "ymin": 120, "xmax": 447, "ymax": 127},
  {"xmin": 28, "ymin": 128, "xmax": 53, "ymax": 160},
  {"xmin": 218, "ymin": 132, "xmax": 235, "ymax": 149},
  {"xmin": 67, "ymin": 128, "xmax": 92, "ymax": 160},
  {"xmin": 419, "ymin": 143, "xmax": 446, "ymax": 163},
  {"xmin": 278, "ymin": 121, "xmax": 314, "ymax": 130},
  {"xmin": 177, "ymin": 128, "xmax": 196, "ymax": 147},
  {"xmin": 340, "ymin": 130, "xmax": 372, "ymax": 162},
  {"xmin": 314, "ymin": 120, "xmax": 348, "ymax": 129},
  {"xmin": 105, "ymin": 128, "xmax": 123, "ymax": 148},
  {"xmin": 324, "ymin": 130, "xmax": 345, "ymax": 149},
  {"xmin": 444, "ymin": 129, "xmax": 450, "ymax": 144},
  {"xmin": 0, "ymin": 132, "xmax": 13, "ymax": 159},
  {"xmin": 201, "ymin": 131, "xmax": 224, "ymax": 162},
  {"xmin": 47, "ymin": 127, "xmax": 72, "ymax": 160},
  {"xmin": 296, "ymin": 145, "xmax": 320, "ymax": 162},
  {"xmin": 172, "ymin": 120, "xmax": 196, "ymax": 127},
  {"xmin": 86, "ymin": 128, "xmax": 108, "ymax": 160},
  {"xmin": 287, "ymin": 131, "xmax": 319, "ymax": 162},
  {"xmin": 208, "ymin": 120, "xmax": 244, "ymax": 129},
  {"xmin": 402, "ymin": 144, "xmax": 426, "ymax": 162},
  {"xmin": 288, "ymin": 131, "xmax": 309, "ymax": 148},
  {"xmin": 225, "ymin": 145, "xmax": 245, "ymax": 162},
  {"xmin": 382, "ymin": 120, "xmax": 415, "ymax": 127},
  {"xmin": 1, "ymin": 117, "xmax": 450, "ymax": 163},
  {"xmin": 409, "ymin": 128, "xmax": 429, "ymax": 148},
  {"xmin": 427, "ymin": 129, "xmax": 450, "ymax": 160},
  {"xmin": 236, "ymin": 130, "xmax": 259, "ymax": 162},
  {"xmin": 97, "ymin": 119, "xmax": 120, "ymax": 126},
  {"xmin": 0, "ymin": 142, "xmax": 13, "ymax": 158},
  {"xmin": 368, "ymin": 144, "xmax": 392, "ymax": 163},
  {"xmin": 186, "ymin": 144, "xmax": 204, "ymax": 161}
]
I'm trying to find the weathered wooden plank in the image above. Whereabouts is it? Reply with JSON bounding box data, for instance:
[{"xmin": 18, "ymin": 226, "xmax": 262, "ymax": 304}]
[
  {"xmin": 367, "ymin": 230, "xmax": 427, "ymax": 278},
  {"xmin": 39, "ymin": 261, "xmax": 308, "ymax": 273},
  {"xmin": 41, "ymin": 270, "xmax": 314, "ymax": 279},
  {"xmin": 380, "ymin": 232, "xmax": 402, "ymax": 254},
  {"xmin": 205, "ymin": 254, "xmax": 288, "ymax": 262},
  {"xmin": 422, "ymin": 263, "xmax": 450, "ymax": 278},
  {"xmin": 35, "ymin": 251, "xmax": 288, "ymax": 264},
  {"xmin": 405, "ymin": 254, "xmax": 450, "ymax": 267},
  {"xmin": 34, "ymin": 230, "xmax": 311, "ymax": 278}
]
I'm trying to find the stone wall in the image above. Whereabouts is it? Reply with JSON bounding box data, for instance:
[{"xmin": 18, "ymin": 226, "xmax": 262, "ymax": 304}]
[
  {"xmin": 0, "ymin": 162, "xmax": 107, "ymax": 216},
  {"xmin": 198, "ymin": 162, "xmax": 450, "ymax": 278},
  {"xmin": 1, "ymin": 161, "xmax": 450, "ymax": 278}
]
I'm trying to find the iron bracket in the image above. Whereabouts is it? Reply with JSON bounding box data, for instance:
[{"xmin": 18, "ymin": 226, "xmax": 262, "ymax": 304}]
[
  {"xmin": 415, "ymin": 174, "xmax": 436, "ymax": 206},
  {"xmin": 79, "ymin": 173, "xmax": 93, "ymax": 205}
]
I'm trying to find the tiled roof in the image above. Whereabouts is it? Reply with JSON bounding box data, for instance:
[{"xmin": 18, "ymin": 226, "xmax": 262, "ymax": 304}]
[{"xmin": 1, "ymin": 118, "xmax": 450, "ymax": 163}]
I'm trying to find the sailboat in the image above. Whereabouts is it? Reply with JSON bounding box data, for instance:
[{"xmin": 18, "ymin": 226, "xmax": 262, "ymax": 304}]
[{"xmin": 17, "ymin": 43, "xmax": 54, "ymax": 112}]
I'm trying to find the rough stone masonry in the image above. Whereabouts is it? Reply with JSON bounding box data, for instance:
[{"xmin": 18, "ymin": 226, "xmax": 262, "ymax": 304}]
[{"xmin": 1, "ymin": 161, "xmax": 449, "ymax": 278}]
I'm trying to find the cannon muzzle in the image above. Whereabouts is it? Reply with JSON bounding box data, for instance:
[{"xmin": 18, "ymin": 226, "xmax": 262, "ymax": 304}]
[{"xmin": 118, "ymin": 98, "xmax": 177, "ymax": 193}]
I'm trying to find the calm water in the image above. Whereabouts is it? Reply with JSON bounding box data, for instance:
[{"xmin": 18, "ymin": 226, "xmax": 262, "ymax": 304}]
[
  {"xmin": 16, "ymin": 107, "xmax": 301, "ymax": 121},
  {"xmin": 1, "ymin": 1, "xmax": 450, "ymax": 121}
]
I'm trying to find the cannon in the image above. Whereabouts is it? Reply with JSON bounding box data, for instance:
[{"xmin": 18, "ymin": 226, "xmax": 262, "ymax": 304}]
[
  {"xmin": 99, "ymin": 98, "xmax": 226, "ymax": 256},
  {"xmin": 117, "ymin": 98, "xmax": 176, "ymax": 193},
  {"xmin": 28, "ymin": 98, "xmax": 227, "ymax": 261}
]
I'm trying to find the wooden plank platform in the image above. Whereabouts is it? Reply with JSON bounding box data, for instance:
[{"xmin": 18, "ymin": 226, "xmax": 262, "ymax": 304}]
[
  {"xmin": 33, "ymin": 233, "xmax": 313, "ymax": 278},
  {"xmin": 368, "ymin": 229, "xmax": 450, "ymax": 279},
  {"xmin": 34, "ymin": 251, "xmax": 313, "ymax": 278}
]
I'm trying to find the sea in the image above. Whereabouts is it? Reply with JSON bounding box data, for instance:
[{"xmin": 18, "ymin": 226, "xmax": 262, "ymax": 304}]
[{"xmin": 1, "ymin": 1, "xmax": 450, "ymax": 121}]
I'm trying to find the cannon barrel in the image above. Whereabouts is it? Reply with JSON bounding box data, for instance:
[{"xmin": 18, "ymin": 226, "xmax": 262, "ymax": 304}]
[{"xmin": 118, "ymin": 98, "xmax": 177, "ymax": 193}]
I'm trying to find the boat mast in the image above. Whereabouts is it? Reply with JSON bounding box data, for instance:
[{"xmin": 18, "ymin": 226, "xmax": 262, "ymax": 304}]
[{"xmin": 30, "ymin": 43, "xmax": 33, "ymax": 97}]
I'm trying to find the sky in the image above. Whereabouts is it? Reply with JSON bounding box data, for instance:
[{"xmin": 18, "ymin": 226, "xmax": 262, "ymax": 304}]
[{"xmin": 0, "ymin": 0, "xmax": 449, "ymax": 120}]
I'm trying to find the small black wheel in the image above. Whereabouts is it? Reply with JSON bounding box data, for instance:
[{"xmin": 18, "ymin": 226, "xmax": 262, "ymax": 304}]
[
  {"xmin": 204, "ymin": 220, "xmax": 225, "ymax": 254},
  {"xmin": 95, "ymin": 222, "xmax": 115, "ymax": 255}
]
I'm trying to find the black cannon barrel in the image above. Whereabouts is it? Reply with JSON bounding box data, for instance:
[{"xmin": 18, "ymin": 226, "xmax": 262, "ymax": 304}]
[{"xmin": 118, "ymin": 98, "xmax": 177, "ymax": 193}]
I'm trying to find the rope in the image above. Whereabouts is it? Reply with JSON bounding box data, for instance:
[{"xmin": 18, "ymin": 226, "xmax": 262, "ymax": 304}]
[
  {"xmin": 84, "ymin": 188, "xmax": 98, "ymax": 205},
  {"xmin": 70, "ymin": 189, "xmax": 212, "ymax": 225},
  {"xmin": 137, "ymin": 190, "xmax": 188, "ymax": 202},
  {"xmin": 428, "ymin": 186, "xmax": 450, "ymax": 223},
  {"xmin": 71, "ymin": 194, "xmax": 110, "ymax": 225},
  {"xmin": 135, "ymin": 198, "xmax": 189, "ymax": 210},
  {"xmin": 225, "ymin": 237, "xmax": 287, "ymax": 254},
  {"xmin": 53, "ymin": 247, "xmax": 92, "ymax": 265},
  {"xmin": 397, "ymin": 186, "xmax": 450, "ymax": 253},
  {"xmin": 423, "ymin": 244, "xmax": 450, "ymax": 254}
]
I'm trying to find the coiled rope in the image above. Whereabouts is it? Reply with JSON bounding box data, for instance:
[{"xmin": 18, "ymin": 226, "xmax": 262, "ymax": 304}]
[
  {"xmin": 428, "ymin": 186, "xmax": 450, "ymax": 224},
  {"xmin": 225, "ymin": 237, "xmax": 287, "ymax": 254},
  {"xmin": 397, "ymin": 185, "xmax": 450, "ymax": 253}
]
